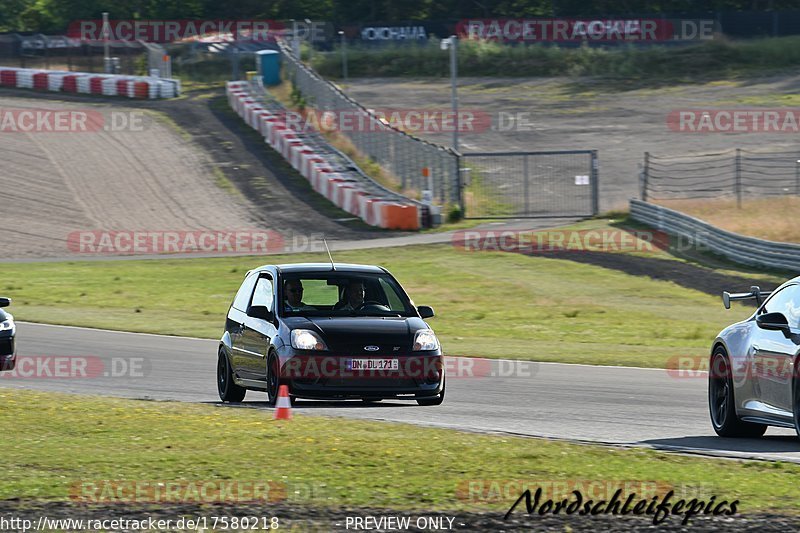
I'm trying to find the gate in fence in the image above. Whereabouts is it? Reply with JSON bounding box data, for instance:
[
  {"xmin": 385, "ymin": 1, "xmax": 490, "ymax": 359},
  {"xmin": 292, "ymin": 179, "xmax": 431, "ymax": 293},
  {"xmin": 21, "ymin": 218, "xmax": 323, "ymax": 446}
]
[{"xmin": 459, "ymin": 150, "xmax": 599, "ymax": 218}]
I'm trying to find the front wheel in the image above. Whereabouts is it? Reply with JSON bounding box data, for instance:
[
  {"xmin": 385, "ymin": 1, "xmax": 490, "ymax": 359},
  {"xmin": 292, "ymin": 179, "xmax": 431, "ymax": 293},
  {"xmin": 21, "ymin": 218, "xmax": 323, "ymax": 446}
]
[
  {"xmin": 217, "ymin": 349, "xmax": 246, "ymax": 403},
  {"xmin": 709, "ymin": 348, "xmax": 765, "ymax": 438},
  {"xmin": 267, "ymin": 354, "xmax": 281, "ymax": 406},
  {"xmin": 793, "ymin": 363, "xmax": 800, "ymax": 438}
]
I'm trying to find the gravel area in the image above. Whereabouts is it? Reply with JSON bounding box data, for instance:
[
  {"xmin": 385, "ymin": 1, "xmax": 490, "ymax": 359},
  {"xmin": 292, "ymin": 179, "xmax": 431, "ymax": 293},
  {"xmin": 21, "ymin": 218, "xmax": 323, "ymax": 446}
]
[
  {"xmin": 0, "ymin": 90, "xmax": 377, "ymax": 260},
  {"xmin": 344, "ymin": 75, "xmax": 800, "ymax": 212}
]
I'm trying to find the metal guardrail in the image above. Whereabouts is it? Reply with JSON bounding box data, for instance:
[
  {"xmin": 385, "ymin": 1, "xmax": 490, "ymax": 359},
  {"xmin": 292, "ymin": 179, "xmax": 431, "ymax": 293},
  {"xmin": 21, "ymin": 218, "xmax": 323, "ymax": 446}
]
[{"xmin": 629, "ymin": 199, "xmax": 800, "ymax": 273}]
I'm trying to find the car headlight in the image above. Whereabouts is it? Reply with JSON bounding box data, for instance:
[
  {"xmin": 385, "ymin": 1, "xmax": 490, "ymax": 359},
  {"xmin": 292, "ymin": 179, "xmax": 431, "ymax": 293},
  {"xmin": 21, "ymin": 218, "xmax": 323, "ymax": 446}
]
[
  {"xmin": 0, "ymin": 319, "xmax": 14, "ymax": 332},
  {"xmin": 413, "ymin": 329, "xmax": 439, "ymax": 351},
  {"xmin": 291, "ymin": 329, "xmax": 328, "ymax": 350}
]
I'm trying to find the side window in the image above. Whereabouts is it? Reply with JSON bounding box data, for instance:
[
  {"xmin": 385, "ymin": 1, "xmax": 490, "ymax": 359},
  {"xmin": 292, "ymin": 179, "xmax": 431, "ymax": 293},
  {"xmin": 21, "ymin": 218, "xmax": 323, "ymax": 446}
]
[
  {"xmin": 232, "ymin": 272, "xmax": 259, "ymax": 312},
  {"xmin": 762, "ymin": 285, "xmax": 800, "ymax": 326},
  {"xmin": 251, "ymin": 276, "xmax": 274, "ymax": 312},
  {"xmin": 379, "ymin": 278, "xmax": 406, "ymax": 312}
]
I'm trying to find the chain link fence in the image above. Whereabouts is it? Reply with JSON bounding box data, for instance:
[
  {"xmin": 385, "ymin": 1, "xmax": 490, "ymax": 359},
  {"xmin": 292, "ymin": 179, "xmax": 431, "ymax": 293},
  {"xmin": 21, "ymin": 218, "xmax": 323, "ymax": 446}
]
[
  {"xmin": 642, "ymin": 148, "xmax": 800, "ymax": 206},
  {"xmin": 460, "ymin": 151, "xmax": 598, "ymax": 218},
  {"xmin": 279, "ymin": 41, "xmax": 459, "ymax": 207},
  {"xmin": 0, "ymin": 34, "xmax": 146, "ymax": 74}
]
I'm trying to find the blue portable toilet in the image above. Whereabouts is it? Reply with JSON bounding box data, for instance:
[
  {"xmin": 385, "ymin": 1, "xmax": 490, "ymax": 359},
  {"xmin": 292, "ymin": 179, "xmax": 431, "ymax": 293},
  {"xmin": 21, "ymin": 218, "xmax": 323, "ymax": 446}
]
[{"xmin": 256, "ymin": 50, "xmax": 281, "ymax": 86}]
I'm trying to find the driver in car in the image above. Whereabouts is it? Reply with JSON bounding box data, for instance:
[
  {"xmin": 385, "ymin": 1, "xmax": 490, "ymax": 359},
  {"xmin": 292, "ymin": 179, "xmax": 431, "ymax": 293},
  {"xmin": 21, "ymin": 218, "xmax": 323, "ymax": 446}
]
[
  {"xmin": 284, "ymin": 279, "xmax": 314, "ymax": 312},
  {"xmin": 335, "ymin": 281, "xmax": 365, "ymax": 311}
]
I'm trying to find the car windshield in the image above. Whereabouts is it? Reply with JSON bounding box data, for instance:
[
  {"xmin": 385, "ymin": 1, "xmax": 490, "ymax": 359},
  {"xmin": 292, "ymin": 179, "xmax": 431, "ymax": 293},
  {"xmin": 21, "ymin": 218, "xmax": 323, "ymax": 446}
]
[{"xmin": 280, "ymin": 272, "xmax": 415, "ymax": 317}]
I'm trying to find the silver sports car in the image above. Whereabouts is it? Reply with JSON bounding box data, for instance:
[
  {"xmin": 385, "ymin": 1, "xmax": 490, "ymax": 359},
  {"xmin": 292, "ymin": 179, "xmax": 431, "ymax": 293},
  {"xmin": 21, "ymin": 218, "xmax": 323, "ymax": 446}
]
[{"xmin": 710, "ymin": 280, "xmax": 800, "ymax": 438}]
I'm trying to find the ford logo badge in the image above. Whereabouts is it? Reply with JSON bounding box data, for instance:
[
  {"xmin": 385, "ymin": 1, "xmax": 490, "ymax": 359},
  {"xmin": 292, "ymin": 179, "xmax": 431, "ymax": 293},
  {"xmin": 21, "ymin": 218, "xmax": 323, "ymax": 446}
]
[{"xmin": 364, "ymin": 345, "xmax": 380, "ymax": 352}]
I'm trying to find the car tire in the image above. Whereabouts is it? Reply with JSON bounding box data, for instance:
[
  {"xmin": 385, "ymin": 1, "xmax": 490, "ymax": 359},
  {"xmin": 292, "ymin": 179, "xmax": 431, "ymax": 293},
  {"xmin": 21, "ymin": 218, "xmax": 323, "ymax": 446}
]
[
  {"xmin": 0, "ymin": 354, "xmax": 14, "ymax": 372},
  {"xmin": 793, "ymin": 363, "xmax": 800, "ymax": 439},
  {"xmin": 217, "ymin": 348, "xmax": 246, "ymax": 403},
  {"xmin": 709, "ymin": 347, "xmax": 766, "ymax": 438},
  {"xmin": 416, "ymin": 376, "xmax": 446, "ymax": 406},
  {"xmin": 267, "ymin": 354, "xmax": 281, "ymax": 407}
]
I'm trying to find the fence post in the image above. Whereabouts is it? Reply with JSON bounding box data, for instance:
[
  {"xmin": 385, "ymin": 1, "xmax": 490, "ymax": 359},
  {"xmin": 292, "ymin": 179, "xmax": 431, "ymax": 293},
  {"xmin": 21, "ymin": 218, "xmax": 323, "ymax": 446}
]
[
  {"xmin": 735, "ymin": 148, "xmax": 742, "ymax": 208},
  {"xmin": 523, "ymin": 154, "xmax": 530, "ymax": 215},
  {"xmin": 591, "ymin": 150, "xmax": 599, "ymax": 216},
  {"xmin": 642, "ymin": 152, "xmax": 650, "ymax": 202},
  {"xmin": 455, "ymin": 152, "xmax": 464, "ymax": 216}
]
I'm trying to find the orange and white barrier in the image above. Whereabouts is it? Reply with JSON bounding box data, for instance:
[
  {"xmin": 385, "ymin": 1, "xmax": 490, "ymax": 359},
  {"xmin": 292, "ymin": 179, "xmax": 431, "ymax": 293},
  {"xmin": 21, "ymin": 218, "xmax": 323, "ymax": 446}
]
[
  {"xmin": 0, "ymin": 67, "xmax": 179, "ymax": 99},
  {"xmin": 226, "ymin": 81, "xmax": 421, "ymax": 230}
]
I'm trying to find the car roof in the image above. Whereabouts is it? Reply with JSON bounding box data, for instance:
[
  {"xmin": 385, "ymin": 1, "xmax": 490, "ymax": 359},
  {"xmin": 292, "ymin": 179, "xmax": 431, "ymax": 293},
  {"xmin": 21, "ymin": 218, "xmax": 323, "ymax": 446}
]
[{"xmin": 253, "ymin": 263, "xmax": 387, "ymax": 275}]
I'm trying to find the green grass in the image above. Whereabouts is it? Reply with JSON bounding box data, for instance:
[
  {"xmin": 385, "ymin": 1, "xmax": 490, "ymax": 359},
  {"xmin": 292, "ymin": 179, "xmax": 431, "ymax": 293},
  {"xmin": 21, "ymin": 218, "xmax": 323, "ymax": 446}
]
[
  {"xmin": 1, "ymin": 238, "xmax": 755, "ymax": 367},
  {"xmin": 2, "ymin": 389, "xmax": 799, "ymax": 514},
  {"xmin": 311, "ymin": 36, "xmax": 800, "ymax": 81}
]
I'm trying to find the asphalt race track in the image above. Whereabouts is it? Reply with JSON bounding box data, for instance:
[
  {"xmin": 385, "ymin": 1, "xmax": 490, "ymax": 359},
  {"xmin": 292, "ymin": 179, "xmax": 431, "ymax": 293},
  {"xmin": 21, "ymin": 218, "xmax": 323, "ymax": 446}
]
[{"xmin": 5, "ymin": 322, "xmax": 800, "ymax": 463}]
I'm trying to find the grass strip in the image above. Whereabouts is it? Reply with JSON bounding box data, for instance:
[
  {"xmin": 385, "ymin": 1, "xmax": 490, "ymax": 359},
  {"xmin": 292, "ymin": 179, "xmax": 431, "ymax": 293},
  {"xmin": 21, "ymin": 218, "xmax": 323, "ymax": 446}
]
[
  {"xmin": 2, "ymin": 236, "xmax": 760, "ymax": 367},
  {"xmin": 1, "ymin": 389, "xmax": 799, "ymax": 515}
]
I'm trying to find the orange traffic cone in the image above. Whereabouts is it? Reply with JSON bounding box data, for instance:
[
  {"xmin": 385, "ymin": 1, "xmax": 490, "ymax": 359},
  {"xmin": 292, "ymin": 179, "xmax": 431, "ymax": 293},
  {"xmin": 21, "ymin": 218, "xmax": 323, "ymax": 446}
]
[{"xmin": 274, "ymin": 385, "xmax": 292, "ymax": 420}]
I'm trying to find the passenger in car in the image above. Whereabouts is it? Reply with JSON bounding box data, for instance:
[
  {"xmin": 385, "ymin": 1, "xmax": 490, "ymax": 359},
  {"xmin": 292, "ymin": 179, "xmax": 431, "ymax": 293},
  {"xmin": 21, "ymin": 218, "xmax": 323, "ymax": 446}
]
[{"xmin": 335, "ymin": 281, "xmax": 366, "ymax": 311}]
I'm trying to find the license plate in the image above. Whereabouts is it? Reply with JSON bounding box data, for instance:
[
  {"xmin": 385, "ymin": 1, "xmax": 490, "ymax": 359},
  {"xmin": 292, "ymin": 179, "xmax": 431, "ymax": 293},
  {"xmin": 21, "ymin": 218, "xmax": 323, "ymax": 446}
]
[{"xmin": 347, "ymin": 359, "xmax": 399, "ymax": 371}]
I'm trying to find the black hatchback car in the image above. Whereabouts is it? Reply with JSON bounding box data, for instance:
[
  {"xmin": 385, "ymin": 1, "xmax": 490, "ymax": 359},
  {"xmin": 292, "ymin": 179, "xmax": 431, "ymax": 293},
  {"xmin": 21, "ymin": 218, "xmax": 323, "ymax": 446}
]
[
  {"xmin": 217, "ymin": 263, "xmax": 445, "ymax": 405},
  {"xmin": 0, "ymin": 298, "xmax": 16, "ymax": 371}
]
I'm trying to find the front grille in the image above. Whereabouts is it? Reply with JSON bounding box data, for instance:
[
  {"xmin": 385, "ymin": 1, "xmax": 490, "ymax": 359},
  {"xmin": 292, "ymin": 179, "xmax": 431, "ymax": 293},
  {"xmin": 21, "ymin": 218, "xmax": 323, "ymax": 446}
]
[
  {"xmin": 322, "ymin": 377, "xmax": 416, "ymax": 388},
  {"xmin": 335, "ymin": 344, "xmax": 408, "ymax": 356}
]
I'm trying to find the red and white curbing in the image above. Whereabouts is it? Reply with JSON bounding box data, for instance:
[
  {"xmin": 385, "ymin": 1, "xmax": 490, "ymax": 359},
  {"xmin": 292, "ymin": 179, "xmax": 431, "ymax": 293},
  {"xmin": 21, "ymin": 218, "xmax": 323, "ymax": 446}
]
[
  {"xmin": 0, "ymin": 67, "xmax": 179, "ymax": 99},
  {"xmin": 226, "ymin": 81, "xmax": 420, "ymax": 230}
]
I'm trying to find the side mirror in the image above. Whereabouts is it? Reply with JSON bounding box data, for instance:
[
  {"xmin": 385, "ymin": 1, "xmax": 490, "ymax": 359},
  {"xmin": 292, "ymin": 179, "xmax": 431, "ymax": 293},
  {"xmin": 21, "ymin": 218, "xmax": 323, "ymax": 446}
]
[
  {"xmin": 247, "ymin": 305, "xmax": 273, "ymax": 322},
  {"xmin": 756, "ymin": 312, "xmax": 790, "ymax": 333},
  {"xmin": 0, "ymin": 298, "xmax": 9, "ymax": 308},
  {"xmin": 417, "ymin": 305, "xmax": 435, "ymax": 319}
]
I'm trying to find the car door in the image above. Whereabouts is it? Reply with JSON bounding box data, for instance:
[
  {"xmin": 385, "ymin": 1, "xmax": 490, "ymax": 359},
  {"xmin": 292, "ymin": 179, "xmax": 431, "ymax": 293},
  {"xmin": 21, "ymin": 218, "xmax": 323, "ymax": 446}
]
[
  {"xmin": 240, "ymin": 273, "xmax": 278, "ymax": 381},
  {"xmin": 229, "ymin": 271, "xmax": 259, "ymax": 378},
  {"xmin": 752, "ymin": 284, "xmax": 800, "ymax": 414}
]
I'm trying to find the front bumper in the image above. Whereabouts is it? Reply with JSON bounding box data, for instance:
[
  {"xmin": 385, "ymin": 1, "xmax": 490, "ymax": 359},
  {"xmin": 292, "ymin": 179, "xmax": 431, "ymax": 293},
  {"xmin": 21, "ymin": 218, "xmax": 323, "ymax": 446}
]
[{"xmin": 277, "ymin": 352, "xmax": 444, "ymax": 399}]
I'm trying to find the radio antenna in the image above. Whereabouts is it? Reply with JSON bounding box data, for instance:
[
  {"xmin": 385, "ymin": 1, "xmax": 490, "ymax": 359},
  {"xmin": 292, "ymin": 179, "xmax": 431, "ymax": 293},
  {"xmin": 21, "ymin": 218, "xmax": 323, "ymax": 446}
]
[{"xmin": 323, "ymin": 238, "xmax": 336, "ymax": 271}]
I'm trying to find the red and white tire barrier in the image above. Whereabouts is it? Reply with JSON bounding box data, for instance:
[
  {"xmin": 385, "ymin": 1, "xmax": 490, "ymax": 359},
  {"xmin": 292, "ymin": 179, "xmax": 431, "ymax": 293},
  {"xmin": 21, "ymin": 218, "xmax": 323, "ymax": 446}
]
[
  {"xmin": 226, "ymin": 81, "xmax": 420, "ymax": 230},
  {"xmin": 0, "ymin": 67, "xmax": 179, "ymax": 99}
]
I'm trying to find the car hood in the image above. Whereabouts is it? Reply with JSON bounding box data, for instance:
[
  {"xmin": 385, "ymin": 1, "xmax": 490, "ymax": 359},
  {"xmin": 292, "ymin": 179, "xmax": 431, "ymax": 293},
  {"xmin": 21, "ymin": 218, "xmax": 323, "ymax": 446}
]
[{"xmin": 285, "ymin": 316, "xmax": 430, "ymax": 354}]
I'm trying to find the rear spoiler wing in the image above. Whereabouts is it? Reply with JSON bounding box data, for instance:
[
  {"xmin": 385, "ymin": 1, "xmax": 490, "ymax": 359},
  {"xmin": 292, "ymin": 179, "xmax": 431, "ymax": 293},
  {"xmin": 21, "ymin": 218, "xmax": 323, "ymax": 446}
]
[{"xmin": 722, "ymin": 286, "xmax": 772, "ymax": 309}]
